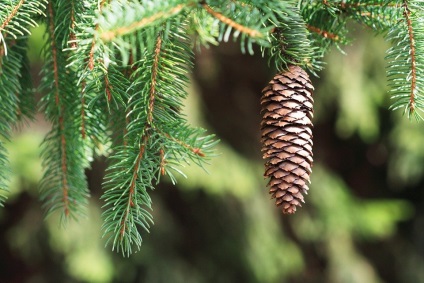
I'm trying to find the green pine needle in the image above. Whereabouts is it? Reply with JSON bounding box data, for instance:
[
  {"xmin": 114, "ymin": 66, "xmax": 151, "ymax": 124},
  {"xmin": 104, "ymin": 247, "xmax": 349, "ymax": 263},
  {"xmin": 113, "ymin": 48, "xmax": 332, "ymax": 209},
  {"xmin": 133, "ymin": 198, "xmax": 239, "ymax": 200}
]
[{"xmin": 0, "ymin": 0, "xmax": 423, "ymax": 255}]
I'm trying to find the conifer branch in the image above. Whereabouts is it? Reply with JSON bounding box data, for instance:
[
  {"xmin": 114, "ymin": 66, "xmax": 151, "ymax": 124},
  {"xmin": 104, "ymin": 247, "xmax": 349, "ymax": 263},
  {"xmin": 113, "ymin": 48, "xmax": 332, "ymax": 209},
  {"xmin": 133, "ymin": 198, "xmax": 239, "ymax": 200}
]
[
  {"xmin": 105, "ymin": 74, "xmax": 112, "ymax": 101},
  {"xmin": 80, "ymin": 80, "xmax": 86, "ymax": 139},
  {"xmin": 0, "ymin": 0, "xmax": 24, "ymax": 32},
  {"xmin": 0, "ymin": 0, "xmax": 40, "ymax": 202},
  {"xmin": 307, "ymin": 25, "xmax": 340, "ymax": 42},
  {"xmin": 200, "ymin": 2, "xmax": 263, "ymax": 38},
  {"xmin": 386, "ymin": 0, "xmax": 424, "ymax": 120},
  {"xmin": 159, "ymin": 130, "xmax": 206, "ymax": 157},
  {"xmin": 159, "ymin": 148, "xmax": 166, "ymax": 175},
  {"xmin": 148, "ymin": 35, "xmax": 162, "ymax": 125},
  {"xmin": 323, "ymin": 0, "xmax": 400, "ymax": 9},
  {"xmin": 48, "ymin": 1, "xmax": 70, "ymax": 216},
  {"xmin": 88, "ymin": 0, "xmax": 108, "ymax": 70},
  {"xmin": 69, "ymin": 1, "xmax": 77, "ymax": 48},
  {"xmin": 0, "ymin": 0, "xmax": 46, "ymax": 40},
  {"xmin": 1, "ymin": 0, "xmax": 423, "ymax": 255},
  {"xmin": 403, "ymin": 1, "xmax": 417, "ymax": 115},
  {"xmin": 99, "ymin": 2, "xmax": 191, "ymax": 42},
  {"xmin": 39, "ymin": 1, "xmax": 90, "ymax": 221},
  {"xmin": 119, "ymin": 33, "xmax": 162, "ymax": 239},
  {"xmin": 0, "ymin": 39, "xmax": 24, "ymax": 205},
  {"xmin": 47, "ymin": 2, "xmax": 59, "ymax": 105}
]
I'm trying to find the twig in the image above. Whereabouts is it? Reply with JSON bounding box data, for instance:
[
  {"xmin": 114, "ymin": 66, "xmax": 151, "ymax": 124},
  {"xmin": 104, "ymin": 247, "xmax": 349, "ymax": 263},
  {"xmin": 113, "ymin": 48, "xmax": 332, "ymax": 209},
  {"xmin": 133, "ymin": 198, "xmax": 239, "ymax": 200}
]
[{"xmin": 201, "ymin": 2, "xmax": 263, "ymax": 38}]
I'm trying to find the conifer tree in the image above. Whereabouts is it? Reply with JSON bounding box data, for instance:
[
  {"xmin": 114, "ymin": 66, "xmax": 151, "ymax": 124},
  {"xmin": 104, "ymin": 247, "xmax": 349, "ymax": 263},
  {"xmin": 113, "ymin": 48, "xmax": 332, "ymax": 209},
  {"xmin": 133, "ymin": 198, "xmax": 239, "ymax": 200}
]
[{"xmin": 0, "ymin": 0, "xmax": 422, "ymax": 256}]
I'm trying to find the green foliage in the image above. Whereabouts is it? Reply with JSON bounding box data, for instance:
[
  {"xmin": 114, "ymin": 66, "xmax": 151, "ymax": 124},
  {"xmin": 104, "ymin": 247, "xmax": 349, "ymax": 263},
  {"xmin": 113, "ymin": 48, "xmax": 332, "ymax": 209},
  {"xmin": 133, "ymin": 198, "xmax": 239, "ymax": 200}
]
[
  {"xmin": 386, "ymin": 1, "xmax": 424, "ymax": 119},
  {"xmin": 38, "ymin": 1, "xmax": 89, "ymax": 221},
  {"xmin": 0, "ymin": 0, "xmax": 47, "ymax": 205},
  {"xmin": 0, "ymin": 0, "xmax": 423, "ymax": 256}
]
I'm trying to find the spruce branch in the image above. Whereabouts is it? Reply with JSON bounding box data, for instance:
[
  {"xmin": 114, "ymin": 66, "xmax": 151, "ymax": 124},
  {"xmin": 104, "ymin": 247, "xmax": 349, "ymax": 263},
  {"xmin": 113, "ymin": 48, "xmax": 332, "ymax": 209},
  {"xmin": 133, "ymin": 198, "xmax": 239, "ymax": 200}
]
[
  {"xmin": 264, "ymin": 1, "xmax": 314, "ymax": 71},
  {"xmin": 306, "ymin": 25, "xmax": 341, "ymax": 42},
  {"xmin": 101, "ymin": 20, "xmax": 215, "ymax": 255},
  {"xmin": 0, "ymin": 41, "xmax": 25, "ymax": 205},
  {"xmin": 0, "ymin": 0, "xmax": 25, "ymax": 32},
  {"xmin": 39, "ymin": 1, "xmax": 90, "ymax": 221},
  {"xmin": 198, "ymin": 0, "xmax": 273, "ymax": 54},
  {"xmin": 402, "ymin": 1, "xmax": 418, "ymax": 116},
  {"xmin": 0, "ymin": 0, "xmax": 46, "ymax": 41},
  {"xmin": 200, "ymin": 1, "xmax": 264, "ymax": 38},
  {"xmin": 386, "ymin": 0, "xmax": 424, "ymax": 120},
  {"xmin": 98, "ymin": 0, "xmax": 193, "ymax": 42},
  {"xmin": 0, "ymin": 0, "xmax": 423, "ymax": 256}
]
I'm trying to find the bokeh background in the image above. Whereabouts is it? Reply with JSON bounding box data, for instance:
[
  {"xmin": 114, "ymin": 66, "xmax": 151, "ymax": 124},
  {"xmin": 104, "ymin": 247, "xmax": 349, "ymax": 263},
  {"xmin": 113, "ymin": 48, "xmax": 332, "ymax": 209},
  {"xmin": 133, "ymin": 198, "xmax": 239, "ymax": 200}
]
[{"xmin": 1, "ymin": 23, "xmax": 424, "ymax": 283}]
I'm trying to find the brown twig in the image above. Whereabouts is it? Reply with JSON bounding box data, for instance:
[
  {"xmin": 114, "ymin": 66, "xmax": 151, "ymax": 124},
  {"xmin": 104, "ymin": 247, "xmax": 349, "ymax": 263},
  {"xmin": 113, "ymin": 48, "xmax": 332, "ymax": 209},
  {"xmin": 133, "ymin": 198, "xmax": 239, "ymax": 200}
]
[
  {"xmin": 403, "ymin": 1, "xmax": 417, "ymax": 114},
  {"xmin": 48, "ymin": 1, "xmax": 70, "ymax": 216},
  {"xmin": 120, "ymin": 34, "xmax": 163, "ymax": 239},
  {"xmin": 0, "ymin": 0, "xmax": 24, "ymax": 31},
  {"xmin": 100, "ymin": 4, "xmax": 187, "ymax": 42},
  {"xmin": 88, "ymin": 0, "xmax": 109, "ymax": 70},
  {"xmin": 105, "ymin": 74, "xmax": 112, "ymax": 102},
  {"xmin": 159, "ymin": 148, "xmax": 166, "ymax": 175},
  {"xmin": 80, "ymin": 80, "xmax": 86, "ymax": 139},
  {"xmin": 119, "ymin": 132, "xmax": 149, "ymax": 238},
  {"xmin": 307, "ymin": 25, "xmax": 339, "ymax": 41},
  {"xmin": 69, "ymin": 1, "xmax": 77, "ymax": 48},
  {"xmin": 160, "ymin": 130, "xmax": 205, "ymax": 157},
  {"xmin": 323, "ymin": 0, "xmax": 400, "ymax": 9},
  {"xmin": 147, "ymin": 35, "xmax": 162, "ymax": 125},
  {"xmin": 48, "ymin": 3, "xmax": 60, "ymax": 106},
  {"xmin": 201, "ymin": 2, "xmax": 263, "ymax": 38}
]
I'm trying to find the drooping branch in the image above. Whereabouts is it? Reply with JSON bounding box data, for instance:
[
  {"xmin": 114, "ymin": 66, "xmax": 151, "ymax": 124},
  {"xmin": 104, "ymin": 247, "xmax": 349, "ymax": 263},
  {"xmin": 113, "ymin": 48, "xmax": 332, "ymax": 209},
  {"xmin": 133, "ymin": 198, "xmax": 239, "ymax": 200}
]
[
  {"xmin": 119, "ymin": 33, "xmax": 162, "ymax": 238},
  {"xmin": 402, "ymin": 0, "xmax": 417, "ymax": 115},
  {"xmin": 47, "ymin": 1, "xmax": 70, "ymax": 216}
]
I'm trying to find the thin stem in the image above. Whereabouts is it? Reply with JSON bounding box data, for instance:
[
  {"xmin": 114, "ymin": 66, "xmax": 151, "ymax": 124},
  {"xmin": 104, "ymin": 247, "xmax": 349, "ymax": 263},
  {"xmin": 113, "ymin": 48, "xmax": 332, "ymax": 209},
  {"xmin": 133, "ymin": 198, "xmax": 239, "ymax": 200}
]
[
  {"xmin": 119, "ymin": 133, "xmax": 149, "ymax": 238},
  {"xmin": 100, "ymin": 3, "xmax": 188, "ymax": 42},
  {"xmin": 48, "ymin": 2, "xmax": 59, "ymax": 106},
  {"xmin": 307, "ymin": 25, "xmax": 339, "ymax": 41},
  {"xmin": 69, "ymin": 1, "xmax": 77, "ymax": 48},
  {"xmin": 323, "ymin": 0, "xmax": 400, "ymax": 9},
  {"xmin": 119, "ymin": 33, "xmax": 163, "ymax": 238},
  {"xmin": 81, "ymin": 80, "xmax": 86, "ymax": 139},
  {"xmin": 403, "ymin": 0, "xmax": 417, "ymax": 114},
  {"xmin": 159, "ymin": 148, "xmax": 165, "ymax": 175},
  {"xmin": 88, "ymin": 0, "xmax": 108, "ymax": 70},
  {"xmin": 105, "ymin": 73, "xmax": 112, "ymax": 101},
  {"xmin": 59, "ymin": 114, "xmax": 69, "ymax": 216},
  {"xmin": 48, "ymin": 1, "xmax": 69, "ymax": 216},
  {"xmin": 159, "ymin": 130, "xmax": 205, "ymax": 157},
  {"xmin": 201, "ymin": 2, "xmax": 263, "ymax": 38},
  {"xmin": 148, "ymin": 34, "xmax": 162, "ymax": 125},
  {"xmin": 0, "ymin": 0, "xmax": 24, "ymax": 31}
]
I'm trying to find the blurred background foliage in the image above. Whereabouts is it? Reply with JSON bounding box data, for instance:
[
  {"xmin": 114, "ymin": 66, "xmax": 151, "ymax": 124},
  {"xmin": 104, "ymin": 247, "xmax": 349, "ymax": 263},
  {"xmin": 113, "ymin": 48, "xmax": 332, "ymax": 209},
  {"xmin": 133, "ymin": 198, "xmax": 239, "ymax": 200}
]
[{"xmin": 2, "ymin": 22, "xmax": 424, "ymax": 283}]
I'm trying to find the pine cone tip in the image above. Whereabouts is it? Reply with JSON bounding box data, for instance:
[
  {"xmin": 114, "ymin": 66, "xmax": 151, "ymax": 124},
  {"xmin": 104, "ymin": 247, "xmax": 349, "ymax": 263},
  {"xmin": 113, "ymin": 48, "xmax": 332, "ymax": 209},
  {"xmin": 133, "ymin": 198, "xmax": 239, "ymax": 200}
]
[{"xmin": 282, "ymin": 204, "xmax": 297, "ymax": 214}]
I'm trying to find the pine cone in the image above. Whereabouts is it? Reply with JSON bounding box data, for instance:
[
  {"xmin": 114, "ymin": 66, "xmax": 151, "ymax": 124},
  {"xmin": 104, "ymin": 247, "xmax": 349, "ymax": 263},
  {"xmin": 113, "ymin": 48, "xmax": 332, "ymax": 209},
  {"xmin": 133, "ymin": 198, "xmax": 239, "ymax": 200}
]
[{"xmin": 261, "ymin": 65, "xmax": 314, "ymax": 214}]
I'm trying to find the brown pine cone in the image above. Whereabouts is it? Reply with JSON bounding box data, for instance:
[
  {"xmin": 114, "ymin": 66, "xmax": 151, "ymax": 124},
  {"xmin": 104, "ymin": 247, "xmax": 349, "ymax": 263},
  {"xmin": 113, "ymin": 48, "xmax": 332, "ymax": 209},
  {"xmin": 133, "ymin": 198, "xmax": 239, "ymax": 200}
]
[{"xmin": 261, "ymin": 65, "xmax": 314, "ymax": 214}]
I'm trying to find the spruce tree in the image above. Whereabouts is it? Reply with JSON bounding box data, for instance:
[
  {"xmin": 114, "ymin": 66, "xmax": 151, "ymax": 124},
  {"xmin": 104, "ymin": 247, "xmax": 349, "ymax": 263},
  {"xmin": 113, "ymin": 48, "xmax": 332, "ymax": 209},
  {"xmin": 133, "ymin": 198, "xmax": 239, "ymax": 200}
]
[{"xmin": 0, "ymin": 0, "xmax": 422, "ymax": 256}]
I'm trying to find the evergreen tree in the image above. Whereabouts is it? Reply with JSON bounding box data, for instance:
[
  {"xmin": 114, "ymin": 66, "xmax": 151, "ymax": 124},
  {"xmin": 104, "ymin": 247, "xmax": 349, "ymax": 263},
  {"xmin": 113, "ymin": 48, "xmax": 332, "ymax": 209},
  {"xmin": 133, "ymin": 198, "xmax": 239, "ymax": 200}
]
[{"xmin": 0, "ymin": 0, "xmax": 422, "ymax": 256}]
